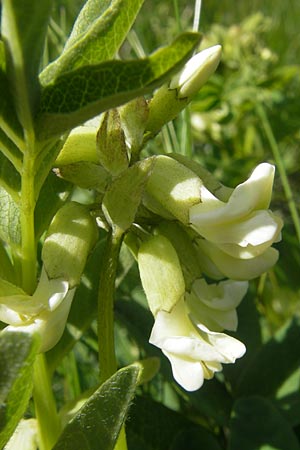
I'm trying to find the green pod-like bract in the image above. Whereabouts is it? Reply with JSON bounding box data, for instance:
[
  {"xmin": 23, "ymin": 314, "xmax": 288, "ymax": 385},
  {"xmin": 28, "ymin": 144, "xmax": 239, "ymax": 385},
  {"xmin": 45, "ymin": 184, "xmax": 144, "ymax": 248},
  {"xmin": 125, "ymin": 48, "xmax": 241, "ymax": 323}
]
[
  {"xmin": 42, "ymin": 202, "xmax": 98, "ymax": 288},
  {"xmin": 138, "ymin": 234, "xmax": 185, "ymax": 316}
]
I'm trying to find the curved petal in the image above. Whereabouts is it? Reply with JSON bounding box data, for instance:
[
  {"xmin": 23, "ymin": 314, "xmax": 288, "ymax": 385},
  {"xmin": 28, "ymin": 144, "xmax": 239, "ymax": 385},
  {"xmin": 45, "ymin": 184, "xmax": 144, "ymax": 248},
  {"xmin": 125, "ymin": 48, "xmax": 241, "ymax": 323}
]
[
  {"xmin": 196, "ymin": 238, "xmax": 279, "ymax": 280},
  {"xmin": 5, "ymin": 288, "xmax": 76, "ymax": 353},
  {"xmin": 163, "ymin": 350, "xmax": 205, "ymax": 391},
  {"xmin": 190, "ymin": 278, "xmax": 248, "ymax": 311},
  {"xmin": 192, "ymin": 210, "xmax": 282, "ymax": 255},
  {"xmin": 198, "ymin": 324, "xmax": 246, "ymax": 363},
  {"xmin": 189, "ymin": 163, "xmax": 275, "ymax": 227}
]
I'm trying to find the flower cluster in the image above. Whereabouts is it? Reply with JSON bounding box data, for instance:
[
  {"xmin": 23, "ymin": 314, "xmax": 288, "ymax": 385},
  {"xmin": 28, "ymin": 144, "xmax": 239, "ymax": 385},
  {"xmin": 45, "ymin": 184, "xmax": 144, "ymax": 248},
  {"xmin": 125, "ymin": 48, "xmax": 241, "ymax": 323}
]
[{"xmin": 132, "ymin": 157, "xmax": 283, "ymax": 391}]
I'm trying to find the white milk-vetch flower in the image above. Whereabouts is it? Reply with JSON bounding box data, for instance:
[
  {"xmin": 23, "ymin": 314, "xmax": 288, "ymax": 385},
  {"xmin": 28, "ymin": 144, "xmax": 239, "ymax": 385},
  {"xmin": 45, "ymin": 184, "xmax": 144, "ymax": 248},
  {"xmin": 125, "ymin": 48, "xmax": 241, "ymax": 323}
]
[
  {"xmin": 185, "ymin": 278, "xmax": 248, "ymax": 331},
  {"xmin": 149, "ymin": 297, "xmax": 245, "ymax": 391},
  {"xmin": 0, "ymin": 267, "xmax": 75, "ymax": 352},
  {"xmin": 189, "ymin": 163, "xmax": 283, "ymax": 259}
]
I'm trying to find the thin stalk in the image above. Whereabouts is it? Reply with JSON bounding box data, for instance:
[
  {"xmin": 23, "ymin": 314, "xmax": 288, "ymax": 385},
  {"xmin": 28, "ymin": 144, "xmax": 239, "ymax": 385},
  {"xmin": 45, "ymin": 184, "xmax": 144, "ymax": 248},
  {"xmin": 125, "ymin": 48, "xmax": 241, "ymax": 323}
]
[
  {"xmin": 173, "ymin": 0, "xmax": 182, "ymax": 32},
  {"xmin": 98, "ymin": 230, "xmax": 128, "ymax": 450},
  {"xmin": 256, "ymin": 103, "xmax": 300, "ymax": 243},
  {"xmin": 98, "ymin": 230, "xmax": 123, "ymax": 384},
  {"xmin": 180, "ymin": 107, "xmax": 193, "ymax": 158},
  {"xmin": 193, "ymin": 0, "xmax": 202, "ymax": 32},
  {"xmin": 33, "ymin": 354, "xmax": 61, "ymax": 450},
  {"xmin": 20, "ymin": 149, "xmax": 37, "ymax": 293}
]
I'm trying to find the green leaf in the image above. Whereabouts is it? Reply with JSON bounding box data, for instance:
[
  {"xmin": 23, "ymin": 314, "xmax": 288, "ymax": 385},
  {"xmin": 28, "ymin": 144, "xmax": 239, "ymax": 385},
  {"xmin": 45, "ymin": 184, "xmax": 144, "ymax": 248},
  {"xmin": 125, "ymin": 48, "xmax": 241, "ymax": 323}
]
[
  {"xmin": 0, "ymin": 186, "xmax": 21, "ymax": 247},
  {"xmin": 53, "ymin": 363, "xmax": 141, "ymax": 450},
  {"xmin": 103, "ymin": 157, "xmax": 155, "ymax": 235},
  {"xmin": 0, "ymin": 152, "xmax": 21, "ymax": 202},
  {"xmin": 126, "ymin": 395, "xmax": 221, "ymax": 450},
  {"xmin": 0, "ymin": 331, "xmax": 39, "ymax": 449},
  {"xmin": 41, "ymin": 0, "xmax": 145, "ymax": 83},
  {"xmin": 1, "ymin": 0, "xmax": 52, "ymax": 129},
  {"xmin": 235, "ymin": 317, "xmax": 300, "ymax": 397},
  {"xmin": 36, "ymin": 32, "xmax": 202, "ymax": 139},
  {"xmin": 229, "ymin": 396, "xmax": 300, "ymax": 450}
]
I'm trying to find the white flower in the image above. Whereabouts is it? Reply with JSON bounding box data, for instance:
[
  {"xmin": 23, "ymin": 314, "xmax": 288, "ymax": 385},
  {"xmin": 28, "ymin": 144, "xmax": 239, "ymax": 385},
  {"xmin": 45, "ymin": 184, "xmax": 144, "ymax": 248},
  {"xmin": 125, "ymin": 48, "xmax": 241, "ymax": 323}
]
[
  {"xmin": 189, "ymin": 163, "xmax": 283, "ymax": 259},
  {"xmin": 170, "ymin": 45, "xmax": 222, "ymax": 98},
  {"xmin": 0, "ymin": 267, "xmax": 75, "ymax": 352},
  {"xmin": 149, "ymin": 298, "xmax": 245, "ymax": 391},
  {"xmin": 195, "ymin": 237, "xmax": 279, "ymax": 280},
  {"xmin": 185, "ymin": 278, "xmax": 248, "ymax": 331}
]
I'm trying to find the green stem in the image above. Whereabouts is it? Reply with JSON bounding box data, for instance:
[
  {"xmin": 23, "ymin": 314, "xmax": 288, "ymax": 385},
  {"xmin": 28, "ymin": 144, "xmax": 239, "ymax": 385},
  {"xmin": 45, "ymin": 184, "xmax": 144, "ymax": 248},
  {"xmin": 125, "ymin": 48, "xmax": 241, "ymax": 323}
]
[
  {"xmin": 98, "ymin": 230, "xmax": 123, "ymax": 384},
  {"xmin": 256, "ymin": 103, "xmax": 300, "ymax": 243},
  {"xmin": 33, "ymin": 354, "xmax": 61, "ymax": 450},
  {"xmin": 20, "ymin": 150, "xmax": 37, "ymax": 293},
  {"xmin": 97, "ymin": 230, "xmax": 128, "ymax": 450}
]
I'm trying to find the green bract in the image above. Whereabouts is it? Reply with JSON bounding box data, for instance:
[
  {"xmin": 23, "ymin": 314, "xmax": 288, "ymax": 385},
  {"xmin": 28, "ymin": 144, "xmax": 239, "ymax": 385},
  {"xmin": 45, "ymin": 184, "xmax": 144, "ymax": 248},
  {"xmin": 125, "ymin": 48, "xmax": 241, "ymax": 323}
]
[{"xmin": 42, "ymin": 202, "xmax": 98, "ymax": 288}]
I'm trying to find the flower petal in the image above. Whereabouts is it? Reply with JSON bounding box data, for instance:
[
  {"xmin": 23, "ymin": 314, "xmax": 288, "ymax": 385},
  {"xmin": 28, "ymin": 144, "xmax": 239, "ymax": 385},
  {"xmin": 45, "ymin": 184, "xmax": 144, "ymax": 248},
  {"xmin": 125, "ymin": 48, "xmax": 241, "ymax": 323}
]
[
  {"xmin": 196, "ymin": 238, "xmax": 280, "ymax": 280},
  {"xmin": 162, "ymin": 350, "xmax": 205, "ymax": 391},
  {"xmin": 190, "ymin": 163, "xmax": 275, "ymax": 227}
]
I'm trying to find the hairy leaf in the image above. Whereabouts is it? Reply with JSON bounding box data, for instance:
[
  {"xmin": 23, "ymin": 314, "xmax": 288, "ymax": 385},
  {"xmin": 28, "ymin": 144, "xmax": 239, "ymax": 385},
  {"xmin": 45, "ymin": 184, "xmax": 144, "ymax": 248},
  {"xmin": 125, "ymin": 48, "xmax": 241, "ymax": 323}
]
[
  {"xmin": 0, "ymin": 331, "xmax": 39, "ymax": 449},
  {"xmin": 36, "ymin": 32, "xmax": 201, "ymax": 139},
  {"xmin": 53, "ymin": 364, "xmax": 141, "ymax": 450},
  {"xmin": 41, "ymin": 0, "xmax": 145, "ymax": 83}
]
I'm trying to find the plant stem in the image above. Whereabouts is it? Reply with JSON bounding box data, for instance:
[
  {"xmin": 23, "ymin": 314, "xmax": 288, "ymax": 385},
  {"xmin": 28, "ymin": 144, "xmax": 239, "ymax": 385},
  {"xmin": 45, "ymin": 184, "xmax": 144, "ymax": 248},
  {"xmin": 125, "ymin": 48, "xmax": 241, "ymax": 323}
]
[
  {"xmin": 256, "ymin": 103, "xmax": 300, "ymax": 243},
  {"xmin": 98, "ymin": 230, "xmax": 128, "ymax": 450},
  {"xmin": 98, "ymin": 230, "xmax": 123, "ymax": 384},
  {"xmin": 33, "ymin": 354, "xmax": 61, "ymax": 450},
  {"xmin": 20, "ymin": 149, "xmax": 37, "ymax": 293}
]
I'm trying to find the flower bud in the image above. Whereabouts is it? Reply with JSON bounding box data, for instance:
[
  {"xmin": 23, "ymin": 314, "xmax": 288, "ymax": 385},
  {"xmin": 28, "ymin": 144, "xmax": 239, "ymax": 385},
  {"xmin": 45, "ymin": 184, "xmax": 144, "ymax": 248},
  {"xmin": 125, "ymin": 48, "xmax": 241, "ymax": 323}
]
[
  {"xmin": 96, "ymin": 109, "xmax": 129, "ymax": 176},
  {"xmin": 42, "ymin": 202, "xmax": 98, "ymax": 288},
  {"xmin": 143, "ymin": 155, "xmax": 202, "ymax": 224},
  {"xmin": 137, "ymin": 235, "xmax": 185, "ymax": 316},
  {"xmin": 145, "ymin": 45, "xmax": 222, "ymax": 135},
  {"xmin": 170, "ymin": 45, "xmax": 222, "ymax": 98}
]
